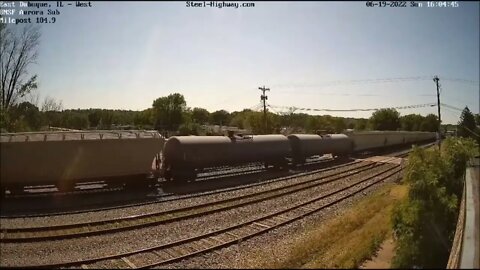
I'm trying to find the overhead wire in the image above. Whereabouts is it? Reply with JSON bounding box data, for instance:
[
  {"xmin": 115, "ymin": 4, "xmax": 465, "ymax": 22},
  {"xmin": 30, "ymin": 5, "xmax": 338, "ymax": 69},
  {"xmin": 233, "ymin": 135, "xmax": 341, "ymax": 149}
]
[
  {"xmin": 268, "ymin": 103, "xmax": 437, "ymax": 113},
  {"xmin": 272, "ymin": 76, "xmax": 433, "ymax": 89},
  {"xmin": 440, "ymin": 77, "xmax": 480, "ymax": 85}
]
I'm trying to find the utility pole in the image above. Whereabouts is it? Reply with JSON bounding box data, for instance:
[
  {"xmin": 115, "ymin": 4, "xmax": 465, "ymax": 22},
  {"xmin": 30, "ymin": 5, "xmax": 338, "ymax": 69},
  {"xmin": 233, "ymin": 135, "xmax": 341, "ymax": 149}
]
[
  {"xmin": 433, "ymin": 76, "xmax": 441, "ymax": 148},
  {"xmin": 258, "ymin": 86, "xmax": 270, "ymax": 134}
]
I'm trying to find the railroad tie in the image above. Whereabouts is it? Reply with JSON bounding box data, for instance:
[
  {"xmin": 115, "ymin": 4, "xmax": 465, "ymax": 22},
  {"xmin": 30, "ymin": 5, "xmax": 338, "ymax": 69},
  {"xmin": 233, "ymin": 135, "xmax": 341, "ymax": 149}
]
[
  {"xmin": 210, "ymin": 236, "xmax": 226, "ymax": 244},
  {"xmin": 163, "ymin": 247, "xmax": 179, "ymax": 258},
  {"xmin": 183, "ymin": 243, "xmax": 200, "ymax": 253},
  {"xmin": 152, "ymin": 249, "xmax": 172, "ymax": 260},
  {"xmin": 171, "ymin": 245, "xmax": 189, "ymax": 256},
  {"xmin": 302, "ymin": 205, "xmax": 317, "ymax": 212},
  {"xmin": 272, "ymin": 215, "xmax": 290, "ymax": 223},
  {"xmin": 252, "ymin": 222, "xmax": 270, "ymax": 229},
  {"xmin": 121, "ymin": 257, "xmax": 137, "ymax": 269},
  {"xmin": 225, "ymin": 231, "xmax": 240, "ymax": 239},
  {"xmin": 201, "ymin": 237, "xmax": 216, "ymax": 247}
]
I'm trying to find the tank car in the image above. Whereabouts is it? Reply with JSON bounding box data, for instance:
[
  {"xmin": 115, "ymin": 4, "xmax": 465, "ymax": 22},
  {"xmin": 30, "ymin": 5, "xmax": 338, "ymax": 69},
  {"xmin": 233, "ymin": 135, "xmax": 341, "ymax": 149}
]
[
  {"xmin": 287, "ymin": 134, "xmax": 353, "ymax": 165},
  {"xmin": 0, "ymin": 130, "xmax": 165, "ymax": 194},
  {"xmin": 161, "ymin": 134, "xmax": 291, "ymax": 182}
]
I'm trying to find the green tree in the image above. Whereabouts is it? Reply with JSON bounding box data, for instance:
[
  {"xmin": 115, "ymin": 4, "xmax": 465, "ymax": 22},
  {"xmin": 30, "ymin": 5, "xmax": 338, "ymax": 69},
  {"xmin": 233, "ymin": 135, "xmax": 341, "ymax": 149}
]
[
  {"xmin": 210, "ymin": 109, "xmax": 231, "ymax": 126},
  {"xmin": 457, "ymin": 106, "xmax": 478, "ymax": 139},
  {"xmin": 392, "ymin": 137, "xmax": 478, "ymax": 268},
  {"xmin": 99, "ymin": 110, "xmax": 113, "ymax": 129},
  {"xmin": 354, "ymin": 118, "xmax": 368, "ymax": 131},
  {"xmin": 191, "ymin": 107, "xmax": 210, "ymax": 124},
  {"xmin": 44, "ymin": 111, "xmax": 62, "ymax": 128},
  {"xmin": 9, "ymin": 101, "xmax": 43, "ymax": 131},
  {"xmin": 88, "ymin": 110, "xmax": 102, "ymax": 128},
  {"xmin": 305, "ymin": 116, "xmax": 321, "ymax": 133},
  {"xmin": 475, "ymin": 113, "xmax": 480, "ymax": 126},
  {"xmin": 368, "ymin": 108, "xmax": 400, "ymax": 131},
  {"xmin": 229, "ymin": 111, "xmax": 246, "ymax": 129},
  {"xmin": 151, "ymin": 93, "xmax": 187, "ymax": 131},
  {"xmin": 133, "ymin": 108, "xmax": 152, "ymax": 128},
  {"xmin": 400, "ymin": 114, "xmax": 423, "ymax": 131},
  {"xmin": 332, "ymin": 117, "xmax": 346, "ymax": 133},
  {"xmin": 61, "ymin": 111, "xmax": 89, "ymax": 130},
  {"xmin": 420, "ymin": 114, "xmax": 439, "ymax": 132}
]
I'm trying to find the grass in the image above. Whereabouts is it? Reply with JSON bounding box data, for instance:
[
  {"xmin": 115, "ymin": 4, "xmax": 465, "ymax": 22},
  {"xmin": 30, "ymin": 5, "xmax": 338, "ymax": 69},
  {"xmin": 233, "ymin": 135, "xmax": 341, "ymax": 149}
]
[{"xmin": 238, "ymin": 183, "xmax": 408, "ymax": 269}]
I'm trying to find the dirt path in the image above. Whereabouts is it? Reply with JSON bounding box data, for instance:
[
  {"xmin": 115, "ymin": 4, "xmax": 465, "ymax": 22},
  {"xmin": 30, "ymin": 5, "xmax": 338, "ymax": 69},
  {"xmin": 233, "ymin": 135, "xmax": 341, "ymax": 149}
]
[{"xmin": 360, "ymin": 237, "xmax": 396, "ymax": 269}]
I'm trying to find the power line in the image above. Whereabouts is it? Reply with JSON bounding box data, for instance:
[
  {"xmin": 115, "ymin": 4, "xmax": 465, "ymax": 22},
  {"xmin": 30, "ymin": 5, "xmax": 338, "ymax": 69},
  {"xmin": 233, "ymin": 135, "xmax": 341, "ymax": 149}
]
[
  {"xmin": 441, "ymin": 103, "xmax": 464, "ymax": 112},
  {"xmin": 273, "ymin": 76, "xmax": 433, "ymax": 88},
  {"xmin": 440, "ymin": 77, "xmax": 480, "ymax": 85},
  {"xmin": 268, "ymin": 103, "xmax": 436, "ymax": 113}
]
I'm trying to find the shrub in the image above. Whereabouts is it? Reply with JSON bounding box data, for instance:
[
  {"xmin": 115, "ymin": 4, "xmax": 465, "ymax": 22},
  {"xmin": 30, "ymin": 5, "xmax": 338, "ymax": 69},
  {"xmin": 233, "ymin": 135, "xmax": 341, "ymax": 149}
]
[{"xmin": 392, "ymin": 137, "xmax": 478, "ymax": 268}]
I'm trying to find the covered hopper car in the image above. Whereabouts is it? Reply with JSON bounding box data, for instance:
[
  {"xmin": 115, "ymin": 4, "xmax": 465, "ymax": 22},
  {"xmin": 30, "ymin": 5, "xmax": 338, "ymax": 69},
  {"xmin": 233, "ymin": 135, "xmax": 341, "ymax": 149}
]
[{"xmin": 0, "ymin": 130, "xmax": 165, "ymax": 194}]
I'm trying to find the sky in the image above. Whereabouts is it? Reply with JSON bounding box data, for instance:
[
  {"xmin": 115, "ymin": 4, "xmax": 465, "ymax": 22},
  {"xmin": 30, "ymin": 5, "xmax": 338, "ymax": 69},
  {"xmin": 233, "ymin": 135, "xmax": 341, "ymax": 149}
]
[{"xmin": 7, "ymin": 1, "xmax": 480, "ymax": 124}]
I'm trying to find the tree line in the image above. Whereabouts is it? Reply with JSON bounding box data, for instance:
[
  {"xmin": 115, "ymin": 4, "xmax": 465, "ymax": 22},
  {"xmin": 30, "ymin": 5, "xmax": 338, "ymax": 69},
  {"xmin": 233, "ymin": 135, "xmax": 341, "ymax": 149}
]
[{"xmin": 3, "ymin": 92, "xmax": 478, "ymax": 137}]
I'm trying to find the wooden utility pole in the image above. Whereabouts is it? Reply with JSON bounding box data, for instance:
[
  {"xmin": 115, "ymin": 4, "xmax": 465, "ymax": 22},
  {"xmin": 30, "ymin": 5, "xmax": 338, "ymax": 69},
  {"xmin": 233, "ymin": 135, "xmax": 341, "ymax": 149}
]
[
  {"xmin": 258, "ymin": 86, "xmax": 270, "ymax": 134},
  {"xmin": 433, "ymin": 76, "xmax": 441, "ymax": 148}
]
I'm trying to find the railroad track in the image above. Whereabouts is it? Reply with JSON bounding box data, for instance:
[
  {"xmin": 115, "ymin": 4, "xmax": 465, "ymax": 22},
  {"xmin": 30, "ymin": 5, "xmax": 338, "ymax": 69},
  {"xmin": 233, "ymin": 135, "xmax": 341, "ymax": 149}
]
[
  {"xmin": 0, "ymin": 158, "xmax": 390, "ymax": 242},
  {"xmin": 7, "ymin": 159, "xmax": 404, "ymax": 269}
]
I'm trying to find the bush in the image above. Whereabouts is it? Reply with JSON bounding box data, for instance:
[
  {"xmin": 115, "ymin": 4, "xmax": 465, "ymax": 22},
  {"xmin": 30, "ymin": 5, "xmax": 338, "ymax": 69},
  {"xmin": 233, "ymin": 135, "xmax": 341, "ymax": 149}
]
[{"xmin": 392, "ymin": 137, "xmax": 478, "ymax": 268}]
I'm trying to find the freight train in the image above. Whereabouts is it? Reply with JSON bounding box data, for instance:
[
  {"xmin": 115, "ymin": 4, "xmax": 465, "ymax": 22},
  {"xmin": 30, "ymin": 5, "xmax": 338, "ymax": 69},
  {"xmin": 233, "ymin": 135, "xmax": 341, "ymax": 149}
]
[
  {"xmin": 0, "ymin": 130, "xmax": 436, "ymax": 194},
  {"xmin": 161, "ymin": 131, "xmax": 436, "ymax": 181}
]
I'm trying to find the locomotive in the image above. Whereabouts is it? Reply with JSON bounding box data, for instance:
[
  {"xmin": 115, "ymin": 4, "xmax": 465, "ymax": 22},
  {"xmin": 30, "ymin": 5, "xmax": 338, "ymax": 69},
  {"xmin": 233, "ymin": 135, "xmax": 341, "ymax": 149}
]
[{"xmin": 0, "ymin": 130, "xmax": 436, "ymax": 194}]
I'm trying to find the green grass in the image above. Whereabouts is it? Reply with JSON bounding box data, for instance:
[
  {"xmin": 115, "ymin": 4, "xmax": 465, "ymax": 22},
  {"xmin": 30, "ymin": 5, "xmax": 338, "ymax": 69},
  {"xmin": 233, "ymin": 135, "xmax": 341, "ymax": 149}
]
[{"xmin": 240, "ymin": 183, "xmax": 408, "ymax": 269}]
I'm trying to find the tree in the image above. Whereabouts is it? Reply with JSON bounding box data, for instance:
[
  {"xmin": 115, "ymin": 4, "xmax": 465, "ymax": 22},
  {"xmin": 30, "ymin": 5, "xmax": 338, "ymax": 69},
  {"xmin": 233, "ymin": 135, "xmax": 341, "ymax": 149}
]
[
  {"xmin": 229, "ymin": 112, "xmax": 246, "ymax": 129},
  {"xmin": 88, "ymin": 110, "xmax": 102, "ymax": 128},
  {"xmin": 1, "ymin": 23, "xmax": 41, "ymax": 110},
  {"xmin": 99, "ymin": 110, "xmax": 113, "ymax": 129},
  {"xmin": 191, "ymin": 107, "xmax": 210, "ymax": 124},
  {"xmin": 420, "ymin": 114, "xmax": 439, "ymax": 132},
  {"xmin": 10, "ymin": 101, "xmax": 43, "ymax": 131},
  {"xmin": 392, "ymin": 137, "xmax": 478, "ymax": 268},
  {"xmin": 400, "ymin": 114, "xmax": 423, "ymax": 131},
  {"xmin": 368, "ymin": 108, "xmax": 400, "ymax": 131},
  {"xmin": 475, "ymin": 113, "xmax": 480, "ymax": 126},
  {"xmin": 151, "ymin": 93, "xmax": 187, "ymax": 131},
  {"xmin": 305, "ymin": 116, "xmax": 320, "ymax": 133},
  {"xmin": 41, "ymin": 95, "xmax": 63, "ymax": 112},
  {"xmin": 210, "ymin": 109, "xmax": 230, "ymax": 126},
  {"xmin": 354, "ymin": 118, "xmax": 368, "ymax": 131},
  {"xmin": 457, "ymin": 107, "xmax": 478, "ymax": 139},
  {"xmin": 332, "ymin": 117, "xmax": 346, "ymax": 133},
  {"xmin": 133, "ymin": 108, "xmax": 152, "ymax": 128}
]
